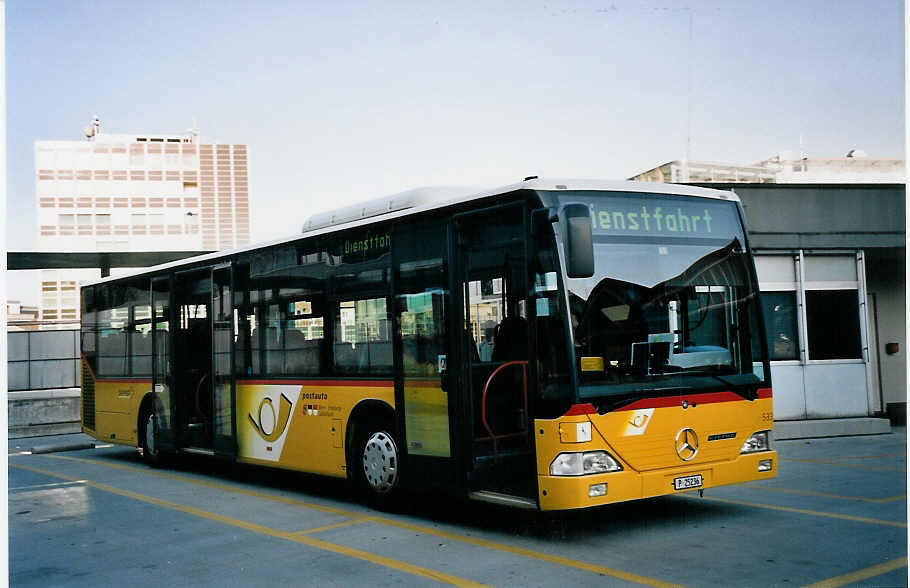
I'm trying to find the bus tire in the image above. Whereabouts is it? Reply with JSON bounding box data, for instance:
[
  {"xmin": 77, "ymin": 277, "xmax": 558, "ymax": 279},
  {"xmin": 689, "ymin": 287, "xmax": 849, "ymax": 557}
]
[
  {"xmin": 352, "ymin": 420, "xmax": 402, "ymax": 508},
  {"xmin": 139, "ymin": 405, "xmax": 164, "ymax": 467}
]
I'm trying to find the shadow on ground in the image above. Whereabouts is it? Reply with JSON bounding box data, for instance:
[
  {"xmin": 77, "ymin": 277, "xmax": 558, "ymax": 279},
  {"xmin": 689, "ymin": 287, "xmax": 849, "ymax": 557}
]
[{"xmin": 95, "ymin": 445, "xmax": 744, "ymax": 542}]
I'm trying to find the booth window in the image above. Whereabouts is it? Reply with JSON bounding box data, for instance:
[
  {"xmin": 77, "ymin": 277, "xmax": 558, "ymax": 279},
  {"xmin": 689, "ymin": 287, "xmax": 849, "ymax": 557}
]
[
  {"xmin": 806, "ymin": 290, "xmax": 862, "ymax": 360},
  {"xmin": 760, "ymin": 291, "xmax": 799, "ymax": 361}
]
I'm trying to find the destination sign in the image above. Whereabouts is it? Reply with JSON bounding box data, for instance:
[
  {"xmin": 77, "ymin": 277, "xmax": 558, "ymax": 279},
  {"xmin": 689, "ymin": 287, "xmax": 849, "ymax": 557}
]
[{"xmin": 559, "ymin": 193, "xmax": 742, "ymax": 239}]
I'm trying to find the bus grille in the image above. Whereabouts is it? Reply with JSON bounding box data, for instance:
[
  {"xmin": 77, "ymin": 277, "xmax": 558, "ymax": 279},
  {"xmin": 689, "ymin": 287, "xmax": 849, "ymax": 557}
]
[{"xmin": 81, "ymin": 362, "xmax": 95, "ymax": 430}]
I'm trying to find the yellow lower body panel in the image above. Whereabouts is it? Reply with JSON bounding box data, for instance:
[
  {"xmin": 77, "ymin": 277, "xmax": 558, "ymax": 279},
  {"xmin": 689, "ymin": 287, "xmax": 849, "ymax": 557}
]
[{"xmin": 538, "ymin": 451, "xmax": 777, "ymax": 511}]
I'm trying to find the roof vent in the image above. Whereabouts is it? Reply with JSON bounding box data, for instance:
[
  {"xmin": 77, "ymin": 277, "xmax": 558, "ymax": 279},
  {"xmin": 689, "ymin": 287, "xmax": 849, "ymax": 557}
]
[{"xmin": 301, "ymin": 186, "xmax": 477, "ymax": 233}]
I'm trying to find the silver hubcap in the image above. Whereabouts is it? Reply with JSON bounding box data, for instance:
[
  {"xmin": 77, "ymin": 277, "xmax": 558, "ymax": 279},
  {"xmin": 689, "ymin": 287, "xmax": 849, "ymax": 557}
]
[
  {"xmin": 362, "ymin": 432, "xmax": 398, "ymax": 493},
  {"xmin": 145, "ymin": 413, "xmax": 157, "ymax": 456}
]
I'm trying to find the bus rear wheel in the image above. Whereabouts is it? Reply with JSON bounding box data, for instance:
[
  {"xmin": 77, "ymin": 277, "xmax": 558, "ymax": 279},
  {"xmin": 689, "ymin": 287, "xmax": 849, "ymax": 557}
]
[{"xmin": 354, "ymin": 424, "xmax": 401, "ymax": 507}]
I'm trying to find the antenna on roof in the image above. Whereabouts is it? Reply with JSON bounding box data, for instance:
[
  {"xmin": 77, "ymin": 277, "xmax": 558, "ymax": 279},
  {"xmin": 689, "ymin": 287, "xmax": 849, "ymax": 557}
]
[{"xmin": 82, "ymin": 114, "xmax": 100, "ymax": 141}]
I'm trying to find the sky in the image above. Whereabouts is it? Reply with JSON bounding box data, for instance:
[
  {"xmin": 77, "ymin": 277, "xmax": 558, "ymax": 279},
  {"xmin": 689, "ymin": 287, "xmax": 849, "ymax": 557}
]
[{"xmin": 4, "ymin": 0, "xmax": 906, "ymax": 302}]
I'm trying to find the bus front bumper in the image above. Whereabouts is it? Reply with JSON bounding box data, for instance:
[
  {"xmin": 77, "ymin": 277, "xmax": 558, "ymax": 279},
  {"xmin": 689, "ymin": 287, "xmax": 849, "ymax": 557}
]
[{"xmin": 536, "ymin": 450, "xmax": 777, "ymax": 511}]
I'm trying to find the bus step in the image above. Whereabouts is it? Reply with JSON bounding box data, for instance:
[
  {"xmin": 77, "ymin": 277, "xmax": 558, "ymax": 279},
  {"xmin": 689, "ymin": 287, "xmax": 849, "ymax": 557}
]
[
  {"xmin": 181, "ymin": 447, "xmax": 215, "ymax": 457},
  {"xmin": 468, "ymin": 490, "xmax": 538, "ymax": 510},
  {"xmin": 473, "ymin": 448, "xmax": 533, "ymax": 465}
]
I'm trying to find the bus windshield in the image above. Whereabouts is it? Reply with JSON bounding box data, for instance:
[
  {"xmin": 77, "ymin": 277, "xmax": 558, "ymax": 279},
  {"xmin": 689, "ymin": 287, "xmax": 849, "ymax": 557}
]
[{"xmin": 556, "ymin": 192, "xmax": 765, "ymax": 400}]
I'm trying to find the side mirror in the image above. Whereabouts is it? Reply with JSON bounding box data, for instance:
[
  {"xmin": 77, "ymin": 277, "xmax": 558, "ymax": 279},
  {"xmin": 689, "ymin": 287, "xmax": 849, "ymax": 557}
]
[{"xmin": 562, "ymin": 203, "xmax": 595, "ymax": 278}]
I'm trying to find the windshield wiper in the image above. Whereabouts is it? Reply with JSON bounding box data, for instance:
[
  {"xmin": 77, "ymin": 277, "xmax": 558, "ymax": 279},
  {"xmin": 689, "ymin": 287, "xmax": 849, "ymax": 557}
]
[{"xmin": 704, "ymin": 372, "xmax": 759, "ymax": 400}]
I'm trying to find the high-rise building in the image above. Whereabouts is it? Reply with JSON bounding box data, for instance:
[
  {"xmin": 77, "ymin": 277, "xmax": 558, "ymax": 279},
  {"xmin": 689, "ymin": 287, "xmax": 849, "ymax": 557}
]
[{"xmin": 34, "ymin": 120, "xmax": 250, "ymax": 320}]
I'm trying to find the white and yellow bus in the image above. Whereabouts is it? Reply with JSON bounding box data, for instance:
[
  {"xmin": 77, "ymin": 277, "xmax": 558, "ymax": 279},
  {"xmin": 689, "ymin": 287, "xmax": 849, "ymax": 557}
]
[{"xmin": 80, "ymin": 178, "xmax": 776, "ymax": 510}]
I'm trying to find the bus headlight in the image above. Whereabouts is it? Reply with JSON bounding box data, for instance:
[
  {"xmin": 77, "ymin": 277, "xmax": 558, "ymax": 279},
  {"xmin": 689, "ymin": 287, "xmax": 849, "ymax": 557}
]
[
  {"xmin": 550, "ymin": 451, "xmax": 622, "ymax": 476},
  {"xmin": 741, "ymin": 431, "xmax": 772, "ymax": 454}
]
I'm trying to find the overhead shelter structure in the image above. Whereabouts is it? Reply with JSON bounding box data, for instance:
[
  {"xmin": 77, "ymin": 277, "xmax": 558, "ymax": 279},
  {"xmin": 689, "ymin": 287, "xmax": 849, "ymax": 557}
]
[{"xmin": 7, "ymin": 251, "xmax": 213, "ymax": 277}]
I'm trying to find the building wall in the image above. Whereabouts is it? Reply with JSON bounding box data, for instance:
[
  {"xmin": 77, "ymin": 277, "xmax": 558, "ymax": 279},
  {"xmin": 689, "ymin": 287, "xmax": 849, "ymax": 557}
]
[
  {"xmin": 701, "ymin": 183, "xmax": 906, "ymax": 422},
  {"xmin": 199, "ymin": 143, "xmax": 249, "ymax": 249},
  {"xmin": 732, "ymin": 184, "xmax": 905, "ymax": 249},
  {"xmin": 865, "ymin": 250, "xmax": 906, "ymax": 416}
]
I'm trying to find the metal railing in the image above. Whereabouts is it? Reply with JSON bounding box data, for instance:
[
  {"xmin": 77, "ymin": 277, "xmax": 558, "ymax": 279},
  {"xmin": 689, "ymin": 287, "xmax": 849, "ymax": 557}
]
[
  {"xmin": 8, "ymin": 329, "xmax": 81, "ymax": 391},
  {"xmin": 478, "ymin": 360, "xmax": 529, "ymax": 463}
]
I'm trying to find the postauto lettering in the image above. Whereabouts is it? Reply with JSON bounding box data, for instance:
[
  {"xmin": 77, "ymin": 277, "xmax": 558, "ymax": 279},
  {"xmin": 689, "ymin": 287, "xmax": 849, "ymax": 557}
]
[{"xmin": 585, "ymin": 196, "xmax": 738, "ymax": 238}]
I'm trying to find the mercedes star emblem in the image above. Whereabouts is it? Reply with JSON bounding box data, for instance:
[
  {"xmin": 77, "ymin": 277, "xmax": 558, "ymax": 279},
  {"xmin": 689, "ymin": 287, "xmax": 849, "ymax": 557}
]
[{"xmin": 675, "ymin": 427, "xmax": 699, "ymax": 461}]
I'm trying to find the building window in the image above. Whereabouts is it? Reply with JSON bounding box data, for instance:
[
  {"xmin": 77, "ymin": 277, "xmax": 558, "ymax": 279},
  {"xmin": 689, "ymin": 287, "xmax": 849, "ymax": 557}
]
[
  {"xmin": 78, "ymin": 214, "xmax": 93, "ymax": 235},
  {"xmin": 96, "ymin": 214, "xmax": 111, "ymax": 235},
  {"xmin": 806, "ymin": 290, "xmax": 862, "ymax": 360},
  {"xmin": 131, "ymin": 213, "xmax": 147, "ymax": 235}
]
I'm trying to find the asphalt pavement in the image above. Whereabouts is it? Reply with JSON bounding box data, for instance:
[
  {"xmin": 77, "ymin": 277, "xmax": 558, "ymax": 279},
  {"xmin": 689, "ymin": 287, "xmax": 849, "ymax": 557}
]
[{"xmin": 9, "ymin": 429, "xmax": 907, "ymax": 587}]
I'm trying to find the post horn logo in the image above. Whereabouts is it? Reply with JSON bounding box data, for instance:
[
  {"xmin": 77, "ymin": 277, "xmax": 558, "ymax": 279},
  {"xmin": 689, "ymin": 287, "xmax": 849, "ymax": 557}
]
[
  {"xmin": 249, "ymin": 394, "xmax": 293, "ymax": 442},
  {"xmin": 675, "ymin": 427, "xmax": 699, "ymax": 461}
]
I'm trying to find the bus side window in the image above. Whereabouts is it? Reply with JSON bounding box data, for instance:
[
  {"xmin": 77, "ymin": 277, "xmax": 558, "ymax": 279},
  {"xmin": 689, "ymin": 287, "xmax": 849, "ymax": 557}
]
[
  {"xmin": 285, "ymin": 298, "xmax": 324, "ymax": 375},
  {"xmin": 333, "ymin": 298, "xmax": 392, "ymax": 375}
]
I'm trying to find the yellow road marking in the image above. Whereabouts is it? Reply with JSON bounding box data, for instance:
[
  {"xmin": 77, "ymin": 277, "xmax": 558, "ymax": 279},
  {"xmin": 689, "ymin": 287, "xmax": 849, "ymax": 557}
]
[
  {"xmin": 357, "ymin": 515, "xmax": 687, "ymax": 587},
  {"xmin": 292, "ymin": 518, "xmax": 367, "ymax": 536},
  {"xmin": 790, "ymin": 453, "xmax": 906, "ymax": 460},
  {"xmin": 748, "ymin": 484, "xmax": 906, "ymax": 504},
  {"xmin": 801, "ymin": 556, "xmax": 908, "ymax": 588},
  {"xmin": 11, "ymin": 463, "xmax": 487, "ymax": 588},
  {"xmin": 781, "ymin": 457, "xmax": 905, "ymax": 473},
  {"xmin": 52, "ymin": 454, "xmax": 356, "ymax": 516},
  {"xmin": 682, "ymin": 495, "xmax": 906, "ymax": 528},
  {"xmin": 45, "ymin": 453, "xmax": 682, "ymax": 587}
]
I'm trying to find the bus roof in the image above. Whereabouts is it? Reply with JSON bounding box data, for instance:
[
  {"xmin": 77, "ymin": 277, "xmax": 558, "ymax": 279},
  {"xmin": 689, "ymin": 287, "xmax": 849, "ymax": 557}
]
[{"xmin": 84, "ymin": 178, "xmax": 739, "ymax": 288}]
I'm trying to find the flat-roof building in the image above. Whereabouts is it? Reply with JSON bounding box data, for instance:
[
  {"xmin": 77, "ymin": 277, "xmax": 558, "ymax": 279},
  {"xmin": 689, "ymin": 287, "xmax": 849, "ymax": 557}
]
[{"xmin": 33, "ymin": 118, "xmax": 249, "ymax": 321}]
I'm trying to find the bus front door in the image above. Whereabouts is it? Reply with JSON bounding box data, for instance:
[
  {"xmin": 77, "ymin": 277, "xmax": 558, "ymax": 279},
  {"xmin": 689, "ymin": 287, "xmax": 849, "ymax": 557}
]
[{"xmin": 454, "ymin": 206, "xmax": 537, "ymax": 502}]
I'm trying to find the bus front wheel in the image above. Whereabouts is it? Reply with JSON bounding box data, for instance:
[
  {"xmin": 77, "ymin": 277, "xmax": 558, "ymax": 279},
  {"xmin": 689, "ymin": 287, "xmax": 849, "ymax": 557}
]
[{"xmin": 140, "ymin": 407, "xmax": 164, "ymax": 467}]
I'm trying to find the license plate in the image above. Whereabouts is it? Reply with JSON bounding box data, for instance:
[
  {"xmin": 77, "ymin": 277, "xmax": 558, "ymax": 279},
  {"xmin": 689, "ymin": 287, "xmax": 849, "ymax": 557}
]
[{"xmin": 673, "ymin": 474, "xmax": 703, "ymax": 490}]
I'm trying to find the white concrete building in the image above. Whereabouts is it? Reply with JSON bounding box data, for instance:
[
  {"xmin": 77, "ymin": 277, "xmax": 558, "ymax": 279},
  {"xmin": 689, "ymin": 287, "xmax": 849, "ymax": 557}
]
[
  {"xmin": 631, "ymin": 150, "xmax": 905, "ymax": 184},
  {"xmin": 34, "ymin": 120, "xmax": 250, "ymax": 320}
]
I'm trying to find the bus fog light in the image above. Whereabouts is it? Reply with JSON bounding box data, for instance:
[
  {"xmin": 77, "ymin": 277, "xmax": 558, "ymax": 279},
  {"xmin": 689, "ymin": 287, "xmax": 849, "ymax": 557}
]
[
  {"xmin": 741, "ymin": 431, "xmax": 771, "ymax": 454},
  {"xmin": 589, "ymin": 483, "xmax": 607, "ymax": 497},
  {"xmin": 758, "ymin": 459, "xmax": 772, "ymax": 472}
]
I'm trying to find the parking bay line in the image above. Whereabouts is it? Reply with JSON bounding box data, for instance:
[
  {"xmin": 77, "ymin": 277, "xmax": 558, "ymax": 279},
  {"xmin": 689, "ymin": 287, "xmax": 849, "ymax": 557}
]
[
  {"xmin": 748, "ymin": 484, "xmax": 906, "ymax": 504},
  {"xmin": 11, "ymin": 462, "xmax": 488, "ymax": 588},
  {"xmin": 292, "ymin": 518, "xmax": 368, "ymax": 536},
  {"xmin": 45, "ymin": 453, "xmax": 683, "ymax": 588},
  {"xmin": 786, "ymin": 453, "xmax": 905, "ymax": 460},
  {"xmin": 679, "ymin": 494, "xmax": 906, "ymax": 528},
  {"xmin": 800, "ymin": 556, "xmax": 907, "ymax": 588},
  {"xmin": 780, "ymin": 457, "xmax": 905, "ymax": 473}
]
